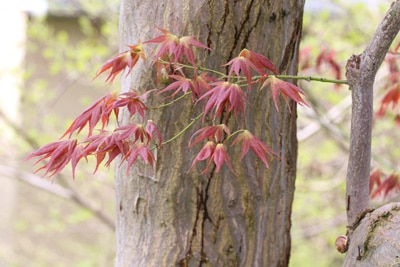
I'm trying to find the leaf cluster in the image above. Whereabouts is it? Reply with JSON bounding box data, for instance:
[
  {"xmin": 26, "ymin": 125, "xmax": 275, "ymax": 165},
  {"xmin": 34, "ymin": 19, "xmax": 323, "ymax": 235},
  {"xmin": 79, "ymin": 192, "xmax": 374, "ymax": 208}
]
[{"xmin": 28, "ymin": 28, "xmax": 309, "ymax": 178}]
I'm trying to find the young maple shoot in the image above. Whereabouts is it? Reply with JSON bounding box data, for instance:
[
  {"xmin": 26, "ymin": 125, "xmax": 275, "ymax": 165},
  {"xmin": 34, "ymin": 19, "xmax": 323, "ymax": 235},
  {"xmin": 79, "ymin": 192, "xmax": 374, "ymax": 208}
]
[{"xmin": 28, "ymin": 28, "xmax": 309, "ymax": 179}]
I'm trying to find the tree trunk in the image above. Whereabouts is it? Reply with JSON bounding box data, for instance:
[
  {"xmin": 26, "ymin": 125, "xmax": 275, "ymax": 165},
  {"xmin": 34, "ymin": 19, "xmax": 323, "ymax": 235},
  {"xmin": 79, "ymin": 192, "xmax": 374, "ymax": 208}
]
[
  {"xmin": 343, "ymin": 203, "xmax": 400, "ymax": 266},
  {"xmin": 342, "ymin": 1, "xmax": 400, "ymax": 265},
  {"xmin": 115, "ymin": 0, "xmax": 304, "ymax": 266}
]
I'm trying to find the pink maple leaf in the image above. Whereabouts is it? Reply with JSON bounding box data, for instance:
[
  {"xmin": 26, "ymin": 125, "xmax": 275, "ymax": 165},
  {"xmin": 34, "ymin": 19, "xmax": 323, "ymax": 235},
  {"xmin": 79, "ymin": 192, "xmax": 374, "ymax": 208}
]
[
  {"xmin": 189, "ymin": 141, "xmax": 216, "ymax": 174},
  {"xmin": 224, "ymin": 49, "xmax": 279, "ymax": 90},
  {"xmin": 371, "ymin": 173, "xmax": 400, "ymax": 199},
  {"xmin": 376, "ymin": 84, "xmax": 400, "ymax": 117},
  {"xmin": 189, "ymin": 124, "xmax": 230, "ymax": 147},
  {"xmin": 123, "ymin": 143, "xmax": 156, "ymax": 173},
  {"xmin": 94, "ymin": 43, "xmax": 146, "ymax": 83},
  {"xmin": 61, "ymin": 92, "xmax": 118, "ymax": 138},
  {"xmin": 212, "ymin": 143, "xmax": 234, "ymax": 173},
  {"xmin": 197, "ymin": 81, "xmax": 247, "ymax": 120},
  {"xmin": 369, "ymin": 169, "xmax": 384, "ymax": 194},
  {"xmin": 261, "ymin": 76, "xmax": 309, "ymax": 111},
  {"xmin": 111, "ymin": 90, "xmax": 148, "ymax": 122},
  {"xmin": 27, "ymin": 139, "xmax": 78, "ymax": 178},
  {"xmin": 144, "ymin": 28, "xmax": 210, "ymax": 70},
  {"xmin": 231, "ymin": 130, "xmax": 276, "ymax": 168}
]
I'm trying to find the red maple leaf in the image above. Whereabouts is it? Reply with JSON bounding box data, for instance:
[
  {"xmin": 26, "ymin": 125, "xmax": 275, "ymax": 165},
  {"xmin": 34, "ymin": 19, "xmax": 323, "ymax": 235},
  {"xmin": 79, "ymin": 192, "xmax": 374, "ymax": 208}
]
[
  {"xmin": 27, "ymin": 139, "xmax": 78, "ymax": 178},
  {"xmin": 111, "ymin": 90, "xmax": 148, "ymax": 122},
  {"xmin": 224, "ymin": 48, "xmax": 279, "ymax": 90},
  {"xmin": 197, "ymin": 81, "xmax": 248, "ymax": 120},
  {"xmin": 261, "ymin": 76, "xmax": 309, "ymax": 111},
  {"xmin": 122, "ymin": 143, "xmax": 156, "ymax": 173},
  {"xmin": 316, "ymin": 48, "xmax": 341, "ymax": 82},
  {"xmin": 159, "ymin": 72, "xmax": 215, "ymax": 101},
  {"xmin": 189, "ymin": 142, "xmax": 233, "ymax": 174},
  {"xmin": 189, "ymin": 124, "xmax": 230, "ymax": 147},
  {"xmin": 114, "ymin": 120, "xmax": 162, "ymax": 146},
  {"xmin": 191, "ymin": 72, "xmax": 215, "ymax": 98},
  {"xmin": 79, "ymin": 131, "xmax": 132, "ymax": 174},
  {"xmin": 369, "ymin": 169, "xmax": 384, "ymax": 194},
  {"xmin": 61, "ymin": 92, "xmax": 118, "ymax": 138},
  {"xmin": 145, "ymin": 120, "xmax": 162, "ymax": 147},
  {"xmin": 144, "ymin": 28, "xmax": 210, "ymax": 69},
  {"xmin": 114, "ymin": 123, "xmax": 150, "ymax": 144},
  {"xmin": 231, "ymin": 130, "xmax": 276, "ymax": 168},
  {"xmin": 158, "ymin": 74, "xmax": 192, "ymax": 97},
  {"xmin": 189, "ymin": 141, "xmax": 216, "ymax": 174},
  {"xmin": 376, "ymin": 84, "xmax": 400, "ymax": 116},
  {"xmin": 212, "ymin": 143, "xmax": 234, "ymax": 173},
  {"xmin": 371, "ymin": 173, "xmax": 400, "ymax": 199},
  {"xmin": 299, "ymin": 46, "xmax": 313, "ymax": 71},
  {"xmin": 94, "ymin": 43, "xmax": 146, "ymax": 83}
]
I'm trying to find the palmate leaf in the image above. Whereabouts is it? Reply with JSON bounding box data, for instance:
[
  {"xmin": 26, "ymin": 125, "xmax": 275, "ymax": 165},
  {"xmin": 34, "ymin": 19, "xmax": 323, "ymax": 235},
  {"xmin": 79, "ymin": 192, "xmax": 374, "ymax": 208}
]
[
  {"xmin": 189, "ymin": 142, "xmax": 233, "ymax": 174},
  {"xmin": 111, "ymin": 90, "xmax": 148, "ymax": 122},
  {"xmin": 144, "ymin": 27, "xmax": 210, "ymax": 71},
  {"xmin": 94, "ymin": 43, "xmax": 146, "ymax": 83},
  {"xmin": 224, "ymin": 49, "xmax": 279, "ymax": 90},
  {"xmin": 197, "ymin": 81, "xmax": 247, "ymax": 120},
  {"xmin": 189, "ymin": 124, "xmax": 230, "ymax": 147},
  {"xmin": 231, "ymin": 130, "xmax": 276, "ymax": 168},
  {"xmin": 61, "ymin": 92, "xmax": 118, "ymax": 138},
  {"xmin": 261, "ymin": 76, "xmax": 309, "ymax": 111},
  {"xmin": 376, "ymin": 84, "xmax": 400, "ymax": 117},
  {"xmin": 370, "ymin": 169, "xmax": 400, "ymax": 200},
  {"xmin": 122, "ymin": 143, "xmax": 156, "ymax": 174},
  {"xmin": 27, "ymin": 139, "xmax": 78, "ymax": 178}
]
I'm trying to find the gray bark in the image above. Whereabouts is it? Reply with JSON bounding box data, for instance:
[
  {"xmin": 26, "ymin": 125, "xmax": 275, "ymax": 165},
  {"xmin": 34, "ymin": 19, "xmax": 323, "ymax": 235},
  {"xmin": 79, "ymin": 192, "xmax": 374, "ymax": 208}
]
[
  {"xmin": 345, "ymin": 0, "xmax": 400, "ymax": 226},
  {"xmin": 343, "ymin": 203, "xmax": 400, "ymax": 266},
  {"xmin": 115, "ymin": 0, "xmax": 304, "ymax": 266}
]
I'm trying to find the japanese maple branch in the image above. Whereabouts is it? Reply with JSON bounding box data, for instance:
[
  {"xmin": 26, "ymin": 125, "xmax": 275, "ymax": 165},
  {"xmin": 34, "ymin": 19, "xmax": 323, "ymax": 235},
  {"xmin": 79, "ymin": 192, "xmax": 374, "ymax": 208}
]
[
  {"xmin": 159, "ymin": 59, "xmax": 348, "ymax": 85},
  {"xmin": 345, "ymin": 0, "xmax": 400, "ymax": 227}
]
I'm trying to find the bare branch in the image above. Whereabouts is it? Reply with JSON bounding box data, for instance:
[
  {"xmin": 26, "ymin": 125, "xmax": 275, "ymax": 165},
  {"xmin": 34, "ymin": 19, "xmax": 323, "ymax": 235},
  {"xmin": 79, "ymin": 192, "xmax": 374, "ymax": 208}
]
[
  {"xmin": 0, "ymin": 163, "xmax": 116, "ymax": 230},
  {"xmin": 345, "ymin": 0, "xmax": 400, "ymax": 226},
  {"xmin": 0, "ymin": 103, "xmax": 115, "ymax": 230},
  {"xmin": 0, "ymin": 164, "xmax": 72, "ymax": 198}
]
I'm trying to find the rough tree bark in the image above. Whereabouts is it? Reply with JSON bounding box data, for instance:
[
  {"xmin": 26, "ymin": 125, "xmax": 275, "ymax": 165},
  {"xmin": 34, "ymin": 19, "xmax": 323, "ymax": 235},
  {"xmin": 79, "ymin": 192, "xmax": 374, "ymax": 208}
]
[
  {"xmin": 343, "ymin": 1, "xmax": 400, "ymax": 266},
  {"xmin": 115, "ymin": 0, "xmax": 304, "ymax": 266}
]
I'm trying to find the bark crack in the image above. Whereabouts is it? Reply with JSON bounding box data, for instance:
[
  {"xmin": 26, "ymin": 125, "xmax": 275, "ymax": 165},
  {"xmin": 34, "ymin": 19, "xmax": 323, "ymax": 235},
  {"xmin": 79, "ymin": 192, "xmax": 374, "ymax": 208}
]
[{"xmin": 180, "ymin": 172, "xmax": 215, "ymax": 267}]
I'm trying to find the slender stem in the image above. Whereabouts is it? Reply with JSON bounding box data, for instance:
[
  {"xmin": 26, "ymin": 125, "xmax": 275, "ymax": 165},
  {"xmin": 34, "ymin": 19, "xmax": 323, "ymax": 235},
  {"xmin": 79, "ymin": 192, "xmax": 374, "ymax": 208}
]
[
  {"xmin": 160, "ymin": 59, "xmax": 348, "ymax": 85},
  {"xmin": 225, "ymin": 129, "xmax": 245, "ymax": 143},
  {"xmin": 150, "ymin": 92, "xmax": 191, "ymax": 109},
  {"xmin": 274, "ymin": 74, "xmax": 348, "ymax": 85},
  {"xmin": 161, "ymin": 112, "xmax": 203, "ymax": 146},
  {"xmin": 157, "ymin": 59, "xmax": 227, "ymax": 77}
]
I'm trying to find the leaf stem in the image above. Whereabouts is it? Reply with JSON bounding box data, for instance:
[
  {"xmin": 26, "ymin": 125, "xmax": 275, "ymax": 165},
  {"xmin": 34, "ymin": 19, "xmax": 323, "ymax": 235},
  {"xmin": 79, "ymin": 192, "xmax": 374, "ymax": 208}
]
[
  {"xmin": 158, "ymin": 60, "xmax": 348, "ymax": 85},
  {"xmin": 157, "ymin": 59, "xmax": 227, "ymax": 77},
  {"xmin": 150, "ymin": 92, "xmax": 191, "ymax": 109},
  {"xmin": 274, "ymin": 74, "xmax": 348, "ymax": 85},
  {"xmin": 161, "ymin": 112, "xmax": 203, "ymax": 146},
  {"xmin": 225, "ymin": 129, "xmax": 245, "ymax": 143}
]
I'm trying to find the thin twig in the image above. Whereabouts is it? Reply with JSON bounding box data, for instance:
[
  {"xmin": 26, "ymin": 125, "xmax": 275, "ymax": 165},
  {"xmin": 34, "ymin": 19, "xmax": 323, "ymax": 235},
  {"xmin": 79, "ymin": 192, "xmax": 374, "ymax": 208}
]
[{"xmin": 0, "ymin": 108, "xmax": 115, "ymax": 229}]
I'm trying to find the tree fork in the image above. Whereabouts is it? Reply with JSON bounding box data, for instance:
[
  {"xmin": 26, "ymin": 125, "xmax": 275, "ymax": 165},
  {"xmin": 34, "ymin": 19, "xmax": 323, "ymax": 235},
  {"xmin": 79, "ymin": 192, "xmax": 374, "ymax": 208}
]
[
  {"xmin": 345, "ymin": 0, "xmax": 400, "ymax": 227},
  {"xmin": 343, "ymin": 1, "xmax": 400, "ymax": 265}
]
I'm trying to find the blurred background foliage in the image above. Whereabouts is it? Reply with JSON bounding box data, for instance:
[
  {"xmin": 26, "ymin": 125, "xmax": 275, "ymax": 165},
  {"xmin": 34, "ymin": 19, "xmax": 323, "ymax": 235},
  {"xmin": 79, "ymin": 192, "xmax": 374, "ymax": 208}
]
[{"xmin": 0, "ymin": 0, "xmax": 399, "ymax": 266}]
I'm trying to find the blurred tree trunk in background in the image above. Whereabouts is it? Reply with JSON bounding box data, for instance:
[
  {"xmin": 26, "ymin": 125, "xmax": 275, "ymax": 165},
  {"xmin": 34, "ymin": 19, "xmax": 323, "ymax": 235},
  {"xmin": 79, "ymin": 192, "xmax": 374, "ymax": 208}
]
[{"xmin": 115, "ymin": 0, "xmax": 304, "ymax": 266}]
